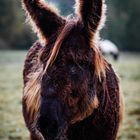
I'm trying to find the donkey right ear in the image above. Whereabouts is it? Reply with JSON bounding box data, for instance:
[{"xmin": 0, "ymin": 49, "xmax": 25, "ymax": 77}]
[
  {"xmin": 22, "ymin": 0, "xmax": 65, "ymax": 44},
  {"xmin": 75, "ymin": 0, "xmax": 106, "ymax": 39}
]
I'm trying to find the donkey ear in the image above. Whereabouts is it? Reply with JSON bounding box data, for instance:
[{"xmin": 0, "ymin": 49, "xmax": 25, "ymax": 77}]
[
  {"xmin": 22, "ymin": 0, "xmax": 65, "ymax": 44},
  {"xmin": 75, "ymin": 0, "xmax": 106, "ymax": 37}
]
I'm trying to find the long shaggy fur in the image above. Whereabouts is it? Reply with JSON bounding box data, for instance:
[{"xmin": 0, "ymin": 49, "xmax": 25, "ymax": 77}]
[{"xmin": 22, "ymin": 0, "xmax": 124, "ymax": 140}]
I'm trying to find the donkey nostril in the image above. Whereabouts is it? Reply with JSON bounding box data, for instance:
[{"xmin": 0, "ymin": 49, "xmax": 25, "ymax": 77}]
[
  {"xmin": 45, "ymin": 118, "xmax": 58, "ymax": 136},
  {"xmin": 38, "ymin": 115, "xmax": 59, "ymax": 139},
  {"xmin": 51, "ymin": 120, "xmax": 58, "ymax": 129}
]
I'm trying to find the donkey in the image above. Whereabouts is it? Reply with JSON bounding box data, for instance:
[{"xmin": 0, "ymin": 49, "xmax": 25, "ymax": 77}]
[{"xmin": 22, "ymin": 0, "xmax": 124, "ymax": 140}]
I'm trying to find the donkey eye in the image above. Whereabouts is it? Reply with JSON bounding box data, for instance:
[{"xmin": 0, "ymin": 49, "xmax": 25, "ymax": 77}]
[{"xmin": 71, "ymin": 91, "xmax": 79, "ymax": 98}]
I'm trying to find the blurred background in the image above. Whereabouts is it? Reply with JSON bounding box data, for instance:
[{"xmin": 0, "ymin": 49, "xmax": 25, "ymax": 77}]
[{"xmin": 0, "ymin": 0, "xmax": 140, "ymax": 140}]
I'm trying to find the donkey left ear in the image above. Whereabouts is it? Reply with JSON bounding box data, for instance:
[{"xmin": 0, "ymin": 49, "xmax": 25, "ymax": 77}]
[
  {"xmin": 75, "ymin": 0, "xmax": 106, "ymax": 38},
  {"xmin": 22, "ymin": 0, "xmax": 66, "ymax": 44}
]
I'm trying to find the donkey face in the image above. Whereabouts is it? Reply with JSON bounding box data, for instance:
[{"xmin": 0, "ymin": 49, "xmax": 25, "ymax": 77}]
[{"xmin": 38, "ymin": 67, "xmax": 99, "ymax": 140}]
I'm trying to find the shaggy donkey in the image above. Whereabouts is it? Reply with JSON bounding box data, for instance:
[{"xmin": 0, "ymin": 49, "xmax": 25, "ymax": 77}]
[{"xmin": 22, "ymin": 0, "xmax": 124, "ymax": 140}]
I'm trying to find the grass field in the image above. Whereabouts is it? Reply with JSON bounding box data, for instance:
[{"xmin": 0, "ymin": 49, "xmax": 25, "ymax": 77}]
[{"xmin": 0, "ymin": 51, "xmax": 140, "ymax": 140}]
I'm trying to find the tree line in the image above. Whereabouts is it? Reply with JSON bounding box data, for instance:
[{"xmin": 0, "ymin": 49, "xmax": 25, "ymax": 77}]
[
  {"xmin": 0, "ymin": 0, "xmax": 140, "ymax": 51},
  {"xmin": 0, "ymin": 0, "xmax": 35, "ymax": 50}
]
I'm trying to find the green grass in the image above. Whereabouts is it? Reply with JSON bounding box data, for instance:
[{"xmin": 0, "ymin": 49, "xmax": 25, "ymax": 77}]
[
  {"xmin": 0, "ymin": 51, "xmax": 140, "ymax": 140},
  {"xmin": 0, "ymin": 51, "xmax": 29, "ymax": 140}
]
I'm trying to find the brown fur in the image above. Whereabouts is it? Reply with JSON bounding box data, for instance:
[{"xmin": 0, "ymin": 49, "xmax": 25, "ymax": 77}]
[
  {"xmin": 23, "ymin": 20, "xmax": 106, "ymax": 122},
  {"xmin": 119, "ymin": 91, "xmax": 125, "ymax": 127},
  {"xmin": 23, "ymin": 69, "xmax": 43, "ymax": 121},
  {"xmin": 22, "ymin": 0, "xmax": 124, "ymax": 140}
]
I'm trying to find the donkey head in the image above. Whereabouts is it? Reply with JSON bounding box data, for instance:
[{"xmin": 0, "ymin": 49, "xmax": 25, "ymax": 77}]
[{"xmin": 23, "ymin": 0, "xmax": 106, "ymax": 139}]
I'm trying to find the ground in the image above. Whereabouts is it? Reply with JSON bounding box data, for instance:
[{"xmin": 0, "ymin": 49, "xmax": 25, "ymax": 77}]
[{"xmin": 0, "ymin": 51, "xmax": 140, "ymax": 140}]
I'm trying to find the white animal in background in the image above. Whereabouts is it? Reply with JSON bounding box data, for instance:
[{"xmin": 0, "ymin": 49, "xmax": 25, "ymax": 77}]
[{"xmin": 99, "ymin": 40, "xmax": 120, "ymax": 60}]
